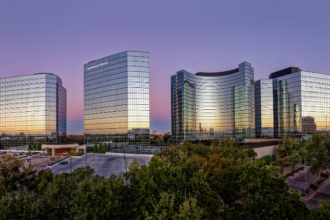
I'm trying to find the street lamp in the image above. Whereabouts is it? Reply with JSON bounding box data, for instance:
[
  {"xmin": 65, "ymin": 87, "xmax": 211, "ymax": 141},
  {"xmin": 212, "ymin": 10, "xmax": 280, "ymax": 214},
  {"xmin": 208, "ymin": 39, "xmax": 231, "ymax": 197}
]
[{"xmin": 302, "ymin": 165, "xmax": 307, "ymax": 190}]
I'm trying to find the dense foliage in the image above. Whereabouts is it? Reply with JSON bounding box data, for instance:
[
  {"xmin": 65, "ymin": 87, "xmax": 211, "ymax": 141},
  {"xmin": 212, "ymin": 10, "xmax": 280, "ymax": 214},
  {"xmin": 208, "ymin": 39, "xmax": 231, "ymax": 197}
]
[
  {"xmin": 0, "ymin": 136, "xmax": 329, "ymax": 219},
  {"xmin": 304, "ymin": 134, "xmax": 330, "ymax": 174}
]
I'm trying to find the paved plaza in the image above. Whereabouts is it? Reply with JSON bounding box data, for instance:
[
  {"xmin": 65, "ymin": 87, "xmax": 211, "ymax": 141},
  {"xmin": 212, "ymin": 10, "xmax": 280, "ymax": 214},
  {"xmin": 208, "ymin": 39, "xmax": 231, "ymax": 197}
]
[
  {"xmin": 50, "ymin": 153, "xmax": 152, "ymax": 178},
  {"xmin": 22, "ymin": 154, "xmax": 65, "ymax": 171},
  {"xmin": 287, "ymin": 169, "xmax": 319, "ymax": 191},
  {"xmin": 303, "ymin": 177, "xmax": 330, "ymax": 209}
]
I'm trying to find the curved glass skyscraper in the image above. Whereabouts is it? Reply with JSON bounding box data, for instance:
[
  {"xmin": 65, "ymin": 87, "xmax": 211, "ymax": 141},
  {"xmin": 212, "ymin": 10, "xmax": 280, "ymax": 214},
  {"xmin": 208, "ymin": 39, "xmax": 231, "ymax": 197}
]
[
  {"xmin": 0, "ymin": 73, "xmax": 67, "ymax": 149},
  {"xmin": 171, "ymin": 62, "xmax": 255, "ymax": 144}
]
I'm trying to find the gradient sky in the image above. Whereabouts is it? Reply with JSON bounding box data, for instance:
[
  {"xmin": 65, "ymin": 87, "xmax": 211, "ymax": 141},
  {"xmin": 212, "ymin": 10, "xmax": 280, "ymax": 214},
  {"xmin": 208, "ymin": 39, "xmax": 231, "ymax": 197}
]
[{"xmin": 1, "ymin": 1, "xmax": 329, "ymax": 134}]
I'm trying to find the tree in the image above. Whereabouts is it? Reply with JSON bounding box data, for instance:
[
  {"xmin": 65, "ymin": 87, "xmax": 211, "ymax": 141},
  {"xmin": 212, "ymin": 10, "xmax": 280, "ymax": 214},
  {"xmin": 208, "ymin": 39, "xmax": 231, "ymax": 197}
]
[
  {"xmin": 145, "ymin": 192, "xmax": 205, "ymax": 219},
  {"xmin": 93, "ymin": 143, "xmax": 97, "ymax": 153},
  {"xmin": 37, "ymin": 142, "xmax": 42, "ymax": 151},
  {"xmin": 312, "ymin": 200, "xmax": 330, "ymax": 220},
  {"xmin": 163, "ymin": 134, "xmax": 171, "ymax": 144},
  {"xmin": 286, "ymin": 150, "xmax": 302, "ymax": 172},
  {"xmin": 166, "ymin": 137, "xmax": 171, "ymax": 144},
  {"xmin": 33, "ymin": 143, "xmax": 37, "ymax": 151},
  {"xmin": 0, "ymin": 155, "xmax": 25, "ymax": 189},
  {"xmin": 27, "ymin": 142, "xmax": 32, "ymax": 151},
  {"xmin": 247, "ymin": 148, "xmax": 257, "ymax": 160},
  {"xmin": 261, "ymin": 155, "xmax": 272, "ymax": 165},
  {"xmin": 0, "ymin": 139, "xmax": 316, "ymax": 219},
  {"xmin": 209, "ymin": 161, "xmax": 311, "ymax": 219},
  {"xmin": 98, "ymin": 143, "xmax": 102, "ymax": 153},
  {"xmin": 150, "ymin": 139, "xmax": 160, "ymax": 145},
  {"xmin": 277, "ymin": 136, "xmax": 300, "ymax": 157},
  {"xmin": 271, "ymin": 157, "xmax": 291, "ymax": 176},
  {"xmin": 305, "ymin": 134, "xmax": 330, "ymax": 174},
  {"xmin": 102, "ymin": 143, "xmax": 106, "ymax": 153}
]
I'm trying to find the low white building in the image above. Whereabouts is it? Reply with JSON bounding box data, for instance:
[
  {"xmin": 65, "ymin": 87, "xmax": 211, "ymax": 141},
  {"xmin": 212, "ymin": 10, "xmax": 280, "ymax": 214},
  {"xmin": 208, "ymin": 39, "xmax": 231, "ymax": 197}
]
[{"xmin": 42, "ymin": 143, "xmax": 86, "ymax": 156}]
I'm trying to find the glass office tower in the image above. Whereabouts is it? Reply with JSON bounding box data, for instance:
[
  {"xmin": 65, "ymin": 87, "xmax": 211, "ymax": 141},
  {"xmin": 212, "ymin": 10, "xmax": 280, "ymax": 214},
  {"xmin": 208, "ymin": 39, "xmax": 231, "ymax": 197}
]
[
  {"xmin": 0, "ymin": 73, "xmax": 67, "ymax": 149},
  {"xmin": 84, "ymin": 51, "xmax": 150, "ymax": 147},
  {"xmin": 255, "ymin": 67, "xmax": 330, "ymax": 138},
  {"xmin": 171, "ymin": 62, "xmax": 255, "ymax": 144},
  {"xmin": 255, "ymin": 80, "xmax": 274, "ymax": 138}
]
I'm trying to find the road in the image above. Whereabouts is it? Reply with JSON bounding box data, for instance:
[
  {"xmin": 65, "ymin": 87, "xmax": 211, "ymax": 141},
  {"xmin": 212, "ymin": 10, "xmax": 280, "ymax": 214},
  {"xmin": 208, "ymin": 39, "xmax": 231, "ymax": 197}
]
[{"xmin": 50, "ymin": 153, "xmax": 151, "ymax": 178}]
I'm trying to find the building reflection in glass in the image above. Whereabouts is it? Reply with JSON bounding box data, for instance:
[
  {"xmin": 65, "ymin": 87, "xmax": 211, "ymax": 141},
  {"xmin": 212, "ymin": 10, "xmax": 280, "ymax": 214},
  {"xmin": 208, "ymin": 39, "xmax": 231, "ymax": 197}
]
[
  {"xmin": 171, "ymin": 62, "xmax": 255, "ymax": 144},
  {"xmin": 84, "ymin": 51, "xmax": 150, "ymax": 146},
  {"xmin": 0, "ymin": 73, "xmax": 67, "ymax": 149},
  {"xmin": 255, "ymin": 80, "xmax": 274, "ymax": 138},
  {"xmin": 256, "ymin": 67, "xmax": 330, "ymax": 139}
]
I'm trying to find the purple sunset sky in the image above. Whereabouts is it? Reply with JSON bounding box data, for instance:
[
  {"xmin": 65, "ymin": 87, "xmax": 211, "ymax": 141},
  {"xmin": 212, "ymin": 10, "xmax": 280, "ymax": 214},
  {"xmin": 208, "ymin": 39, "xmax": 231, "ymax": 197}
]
[{"xmin": 1, "ymin": 1, "xmax": 329, "ymax": 134}]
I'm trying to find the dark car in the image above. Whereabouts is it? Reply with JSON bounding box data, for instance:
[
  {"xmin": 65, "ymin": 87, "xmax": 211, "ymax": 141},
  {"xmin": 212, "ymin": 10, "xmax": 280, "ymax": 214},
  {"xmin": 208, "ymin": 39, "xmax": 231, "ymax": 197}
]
[{"xmin": 59, "ymin": 161, "xmax": 68, "ymax": 165}]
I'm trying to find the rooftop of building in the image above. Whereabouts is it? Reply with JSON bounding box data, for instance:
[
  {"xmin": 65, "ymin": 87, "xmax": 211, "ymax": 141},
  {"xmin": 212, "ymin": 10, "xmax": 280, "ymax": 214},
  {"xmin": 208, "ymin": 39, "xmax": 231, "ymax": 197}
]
[
  {"xmin": 196, "ymin": 68, "xmax": 239, "ymax": 77},
  {"xmin": 85, "ymin": 50, "xmax": 149, "ymax": 65},
  {"xmin": 0, "ymin": 73, "xmax": 61, "ymax": 80},
  {"xmin": 269, "ymin": 67, "xmax": 302, "ymax": 79},
  {"xmin": 193, "ymin": 61, "xmax": 251, "ymax": 77}
]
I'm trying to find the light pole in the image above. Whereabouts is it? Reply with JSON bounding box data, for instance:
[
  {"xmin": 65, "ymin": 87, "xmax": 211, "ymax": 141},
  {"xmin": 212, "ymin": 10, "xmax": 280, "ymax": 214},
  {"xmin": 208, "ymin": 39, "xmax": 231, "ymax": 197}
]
[
  {"xmin": 85, "ymin": 149, "xmax": 87, "ymax": 167},
  {"xmin": 303, "ymin": 165, "xmax": 307, "ymax": 190}
]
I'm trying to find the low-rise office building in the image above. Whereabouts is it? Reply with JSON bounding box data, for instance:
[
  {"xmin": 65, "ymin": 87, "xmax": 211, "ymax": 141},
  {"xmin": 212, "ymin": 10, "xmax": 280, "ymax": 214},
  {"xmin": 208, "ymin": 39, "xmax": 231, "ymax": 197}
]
[{"xmin": 42, "ymin": 143, "xmax": 86, "ymax": 156}]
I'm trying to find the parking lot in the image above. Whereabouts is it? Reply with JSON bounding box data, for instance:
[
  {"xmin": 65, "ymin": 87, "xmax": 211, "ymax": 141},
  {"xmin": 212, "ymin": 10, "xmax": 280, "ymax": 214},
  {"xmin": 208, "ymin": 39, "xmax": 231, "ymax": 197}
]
[{"xmin": 50, "ymin": 153, "xmax": 152, "ymax": 178}]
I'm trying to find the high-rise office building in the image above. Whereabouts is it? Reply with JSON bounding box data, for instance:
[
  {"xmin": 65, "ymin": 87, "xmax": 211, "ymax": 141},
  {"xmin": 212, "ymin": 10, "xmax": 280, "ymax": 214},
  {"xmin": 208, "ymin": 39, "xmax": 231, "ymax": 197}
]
[
  {"xmin": 255, "ymin": 79, "xmax": 274, "ymax": 138},
  {"xmin": 0, "ymin": 73, "xmax": 67, "ymax": 149},
  {"xmin": 84, "ymin": 51, "xmax": 150, "ymax": 146},
  {"xmin": 255, "ymin": 67, "xmax": 330, "ymax": 138},
  {"xmin": 171, "ymin": 62, "xmax": 255, "ymax": 144}
]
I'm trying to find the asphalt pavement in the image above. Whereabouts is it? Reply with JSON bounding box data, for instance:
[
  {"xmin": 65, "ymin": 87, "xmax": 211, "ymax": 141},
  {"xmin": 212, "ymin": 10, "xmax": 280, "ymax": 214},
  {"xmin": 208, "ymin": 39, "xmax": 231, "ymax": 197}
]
[{"xmin": 50, "ymin": 153, "xmax": 151, "ymax": 178}]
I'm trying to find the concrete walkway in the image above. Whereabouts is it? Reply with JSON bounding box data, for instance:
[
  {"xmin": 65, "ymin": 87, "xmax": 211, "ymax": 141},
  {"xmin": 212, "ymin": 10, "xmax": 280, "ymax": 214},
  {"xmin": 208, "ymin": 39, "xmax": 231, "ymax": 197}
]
[{"xmin": 287, "ymin": 168, "xmax": 319, "ymax": 191}]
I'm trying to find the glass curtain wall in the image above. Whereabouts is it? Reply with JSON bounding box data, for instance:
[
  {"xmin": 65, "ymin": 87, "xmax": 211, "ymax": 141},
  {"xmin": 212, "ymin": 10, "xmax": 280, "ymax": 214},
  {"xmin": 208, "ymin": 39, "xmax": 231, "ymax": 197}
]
[
  {"xmin": 84, "ymin": 51, "xmax": 150, "ymax": 147},
  {"xmin": 0, "ymin": 73, "xmax": 67, "ymax": 149},
  {"xmin": 256, "ymin": 68, "xmax": 330, "ymax": 139},
  {"xmin": 171, "ymin": 62, "xmax": 255, "ymax": 144},
  {"xmin": 255, "ymin": 80, "xmax": 274, "ymax": 138}
]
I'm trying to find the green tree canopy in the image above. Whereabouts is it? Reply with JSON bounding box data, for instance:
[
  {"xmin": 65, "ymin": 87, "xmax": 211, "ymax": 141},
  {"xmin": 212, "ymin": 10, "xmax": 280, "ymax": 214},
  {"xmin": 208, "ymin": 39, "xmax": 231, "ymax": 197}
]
[{"xmin": 305, "ymin": 134, "xmax": 330, "ymax": 174}]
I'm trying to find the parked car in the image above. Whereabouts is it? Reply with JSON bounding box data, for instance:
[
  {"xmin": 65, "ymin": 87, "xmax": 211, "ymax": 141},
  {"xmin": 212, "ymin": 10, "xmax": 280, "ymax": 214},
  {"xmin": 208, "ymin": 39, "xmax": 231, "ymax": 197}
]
[{"xmin": 59, "ymin": 161, "xmax": 68, "ymax": 165}]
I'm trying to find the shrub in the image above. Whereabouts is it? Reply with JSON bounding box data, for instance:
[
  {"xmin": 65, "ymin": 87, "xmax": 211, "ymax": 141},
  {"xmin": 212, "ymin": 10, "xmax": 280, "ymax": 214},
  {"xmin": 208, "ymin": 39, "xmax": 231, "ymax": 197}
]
[
  {"xmin": 271, "ymin": 154, "xmax": 277, "ymax": 161},
  {"xmin": 73, "ymin": 152, "xmax": 84, "ymax": 156},
  {"xmin": 262, "ymin": 155, "xmax": 272, "ymax": 165}
]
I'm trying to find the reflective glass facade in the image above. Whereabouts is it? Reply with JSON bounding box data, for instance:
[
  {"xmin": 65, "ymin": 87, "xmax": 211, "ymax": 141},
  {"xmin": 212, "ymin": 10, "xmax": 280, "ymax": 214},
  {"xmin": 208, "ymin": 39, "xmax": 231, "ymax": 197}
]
[
  {"xmin": 171, "ymin": 62, "xmax": 255, "ymax": 144},
  {"xmin": 255, "ymin": 80, "xmax": 274, "ymax": 138},
  {"xmin": 0, "ymin": 73, "xmax": 67, "ymax": 149},
  {"xmin": 84, "ymin": 51, "xmax": 150, "ymax": 146},
  {"xmin": 255, "ymin": 69, "xmax": 330, "ymax": 139}
]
